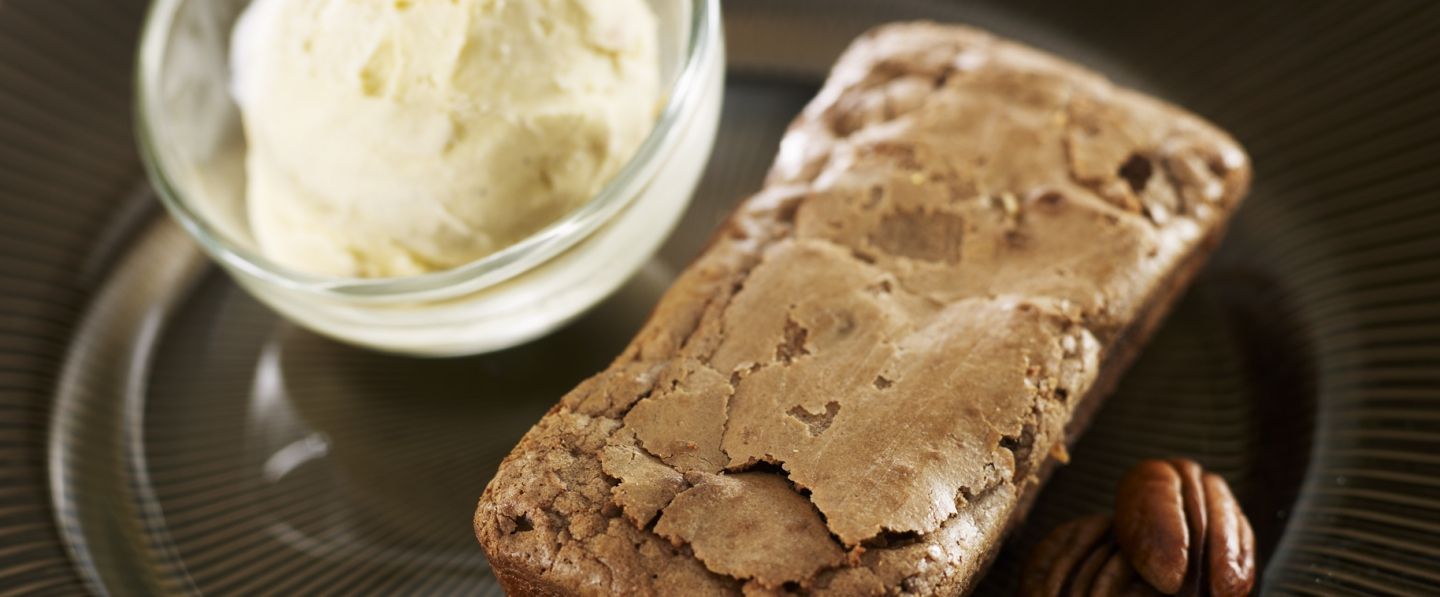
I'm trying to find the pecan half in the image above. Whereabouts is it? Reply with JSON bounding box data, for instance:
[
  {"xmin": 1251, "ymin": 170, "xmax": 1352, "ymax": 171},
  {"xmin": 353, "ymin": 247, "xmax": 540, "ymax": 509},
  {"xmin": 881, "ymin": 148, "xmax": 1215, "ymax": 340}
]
[
  {"xmin": 1113, "ymin": 459, "xmax": 1256, "ymax": 597},
  {"xmin": 1024, "ymin": 459, "xmax": 1256, "ymax": 596}
]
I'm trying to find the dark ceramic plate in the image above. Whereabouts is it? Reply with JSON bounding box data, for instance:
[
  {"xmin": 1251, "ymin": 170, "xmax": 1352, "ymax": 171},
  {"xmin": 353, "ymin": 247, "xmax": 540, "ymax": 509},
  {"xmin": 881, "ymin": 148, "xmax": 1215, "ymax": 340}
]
[{"xmin": 3, "ymin": 0, "xmax": 1439, "ymax": 594}]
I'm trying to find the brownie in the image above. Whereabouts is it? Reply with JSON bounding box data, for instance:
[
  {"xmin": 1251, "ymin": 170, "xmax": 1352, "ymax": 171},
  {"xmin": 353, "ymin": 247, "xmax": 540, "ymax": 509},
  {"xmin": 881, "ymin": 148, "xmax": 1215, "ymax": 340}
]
[{"xmin": 474, "ymin": 22, "xmax": 1250, "ymax": 596}]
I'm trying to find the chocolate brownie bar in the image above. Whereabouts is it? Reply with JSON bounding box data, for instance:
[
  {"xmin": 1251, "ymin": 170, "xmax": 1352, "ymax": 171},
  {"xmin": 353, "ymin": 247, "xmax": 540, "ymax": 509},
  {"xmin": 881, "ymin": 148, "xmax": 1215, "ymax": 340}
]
[{"xmin": 475, "ymin": 22, "xmax": 1250, "ymax": 596}]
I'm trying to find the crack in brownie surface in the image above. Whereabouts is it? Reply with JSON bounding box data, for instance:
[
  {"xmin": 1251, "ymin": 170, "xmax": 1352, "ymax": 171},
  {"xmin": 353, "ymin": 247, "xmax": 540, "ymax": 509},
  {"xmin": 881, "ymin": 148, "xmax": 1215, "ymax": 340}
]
[{"xmin": 476, "ymin": 22, "xmax": 1250, "ymax": 596}]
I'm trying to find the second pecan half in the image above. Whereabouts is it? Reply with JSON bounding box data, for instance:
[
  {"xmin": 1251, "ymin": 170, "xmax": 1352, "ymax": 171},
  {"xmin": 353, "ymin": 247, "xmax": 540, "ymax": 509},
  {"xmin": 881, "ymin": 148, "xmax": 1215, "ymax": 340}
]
[{"xmin": 1021, "ymin": 514, "xmax": 1161, "ymax": 597}]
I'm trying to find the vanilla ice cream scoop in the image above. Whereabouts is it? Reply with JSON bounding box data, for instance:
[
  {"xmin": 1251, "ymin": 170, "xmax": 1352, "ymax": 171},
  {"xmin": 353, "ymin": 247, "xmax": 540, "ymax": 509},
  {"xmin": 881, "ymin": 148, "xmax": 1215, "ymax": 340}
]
[{"xmin": 231, "ymin": 0, "xmax": 660, "ymax": 278}]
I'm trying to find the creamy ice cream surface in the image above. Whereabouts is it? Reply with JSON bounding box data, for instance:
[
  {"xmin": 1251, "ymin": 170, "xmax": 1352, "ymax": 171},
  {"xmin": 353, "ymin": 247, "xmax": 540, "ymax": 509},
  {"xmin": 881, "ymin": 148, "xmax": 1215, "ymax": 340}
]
[{"xmin": 232, "ymin": 0, "xmax": 660, "ymax": 278}]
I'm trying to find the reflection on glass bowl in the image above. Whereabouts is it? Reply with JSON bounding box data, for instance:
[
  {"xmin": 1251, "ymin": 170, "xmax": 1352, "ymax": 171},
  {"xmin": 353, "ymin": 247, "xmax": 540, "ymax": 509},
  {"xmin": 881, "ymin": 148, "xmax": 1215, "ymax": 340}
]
[{"xmin": 243, "ymin": 262, "xmax": 669, "ymax": 561}]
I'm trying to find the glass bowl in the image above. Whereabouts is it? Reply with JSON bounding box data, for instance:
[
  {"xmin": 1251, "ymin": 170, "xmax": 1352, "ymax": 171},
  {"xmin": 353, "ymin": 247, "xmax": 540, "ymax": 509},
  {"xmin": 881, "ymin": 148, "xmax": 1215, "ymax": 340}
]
[{"xmin": 136, "ymin": 0, "xmax": 724, "ymax": 356}]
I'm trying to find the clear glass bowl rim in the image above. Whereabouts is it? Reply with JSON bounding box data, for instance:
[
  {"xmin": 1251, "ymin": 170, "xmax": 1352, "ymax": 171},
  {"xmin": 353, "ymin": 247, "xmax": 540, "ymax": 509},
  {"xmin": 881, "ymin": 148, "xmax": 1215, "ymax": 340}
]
[{"xmin": 135, "ymin": 0, "xmax": 719, "ymax": 298}]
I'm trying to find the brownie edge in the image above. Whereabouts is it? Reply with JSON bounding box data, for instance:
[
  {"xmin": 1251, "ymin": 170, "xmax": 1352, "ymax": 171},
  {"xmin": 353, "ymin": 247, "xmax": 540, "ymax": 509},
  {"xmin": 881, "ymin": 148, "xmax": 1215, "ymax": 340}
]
[{"xmin": 476, "ymin": 21, "xmax": 1250, "ymax": 597}]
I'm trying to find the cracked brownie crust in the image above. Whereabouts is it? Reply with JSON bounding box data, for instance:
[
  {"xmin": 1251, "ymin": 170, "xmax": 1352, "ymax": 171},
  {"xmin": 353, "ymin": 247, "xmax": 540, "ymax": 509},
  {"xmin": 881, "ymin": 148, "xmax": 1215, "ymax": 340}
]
[{"xmin": 474, "ymin": 22, "xmax": 1250, "ymax": 596}]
